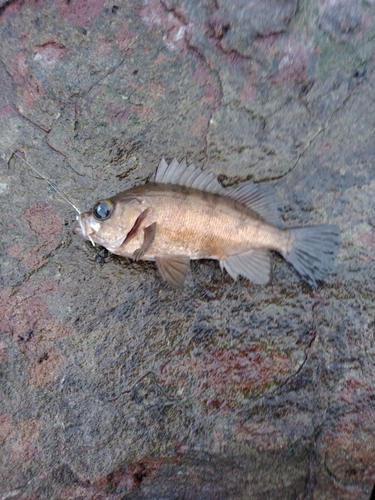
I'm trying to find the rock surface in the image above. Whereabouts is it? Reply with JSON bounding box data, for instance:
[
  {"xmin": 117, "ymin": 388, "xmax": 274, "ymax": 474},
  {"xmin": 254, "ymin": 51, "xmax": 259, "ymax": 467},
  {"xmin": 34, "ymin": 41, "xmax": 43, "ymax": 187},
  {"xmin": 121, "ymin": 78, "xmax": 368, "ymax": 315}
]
[{"xmin": 0, "ymin": 0, "xmax": 374, "ymax": 498}]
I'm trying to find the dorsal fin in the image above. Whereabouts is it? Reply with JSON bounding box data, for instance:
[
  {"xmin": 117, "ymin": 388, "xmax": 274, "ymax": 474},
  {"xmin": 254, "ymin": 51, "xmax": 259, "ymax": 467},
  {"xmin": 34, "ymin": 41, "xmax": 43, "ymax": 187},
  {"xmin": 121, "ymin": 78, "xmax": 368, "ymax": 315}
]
[
  {"xmin": 149, "ymin": 157, "xmax": 225, "ymax": 195},
  {"xmin": 149, "ymin": 157, "xmax": 279, "ymax": 224},
  {"xmin": 225, "ymin": 181, "xmax": 280, "ymax": 225}
]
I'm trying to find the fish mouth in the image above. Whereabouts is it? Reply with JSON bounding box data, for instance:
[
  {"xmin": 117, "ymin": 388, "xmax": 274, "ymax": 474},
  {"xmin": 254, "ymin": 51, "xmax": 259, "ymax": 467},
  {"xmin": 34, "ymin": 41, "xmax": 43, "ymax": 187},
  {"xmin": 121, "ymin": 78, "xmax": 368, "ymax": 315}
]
[
  {"xmin": 74, "ymin": 214, "xmax": 97, "ymax": 246},
  {"xmin": 74, "ymin": 215, "xmax": 85, "ymax": 237},
  {"xmin": 74, "ymin": 213, "xmax": 127, "ymax": 250}
]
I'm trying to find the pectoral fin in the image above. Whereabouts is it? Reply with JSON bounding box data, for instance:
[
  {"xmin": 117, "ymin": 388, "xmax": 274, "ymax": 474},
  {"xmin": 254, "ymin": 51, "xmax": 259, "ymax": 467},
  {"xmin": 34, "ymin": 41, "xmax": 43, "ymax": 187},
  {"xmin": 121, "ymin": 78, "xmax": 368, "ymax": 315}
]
[
  {"xmin": 125, "ymin": 208, "xmax": 151, "ymax": 242},
  {"xmin": 133, "ymin": 222, "xmax": 157, "ymax": 261},
  {"xmin": 155, "ymin": 255, "xmax": 190, "ymax": 288},
  {"xmin": 220, "ymin": 249, "xmax": 272, "ymax": 285}
]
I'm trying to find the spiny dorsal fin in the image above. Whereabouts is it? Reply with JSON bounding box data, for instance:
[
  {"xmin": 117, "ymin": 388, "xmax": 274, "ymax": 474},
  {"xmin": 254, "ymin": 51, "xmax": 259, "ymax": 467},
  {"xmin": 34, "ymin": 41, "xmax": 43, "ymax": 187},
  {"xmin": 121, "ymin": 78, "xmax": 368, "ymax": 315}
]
[
  {"xmin": 149, "ymin": 157, "xmax": 279, "ymax": 224},
  {"xmin": 149, "ymin": 157, "xmax": 225, "ymax": 195}
]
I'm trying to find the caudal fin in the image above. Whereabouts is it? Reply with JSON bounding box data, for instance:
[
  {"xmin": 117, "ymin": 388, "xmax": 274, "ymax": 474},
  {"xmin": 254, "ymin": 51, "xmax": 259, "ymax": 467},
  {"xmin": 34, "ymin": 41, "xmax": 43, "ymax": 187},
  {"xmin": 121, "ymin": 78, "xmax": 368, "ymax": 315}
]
[{"xmin": 282, "ymin": 225, "xmax": 341, "ymax": 288}]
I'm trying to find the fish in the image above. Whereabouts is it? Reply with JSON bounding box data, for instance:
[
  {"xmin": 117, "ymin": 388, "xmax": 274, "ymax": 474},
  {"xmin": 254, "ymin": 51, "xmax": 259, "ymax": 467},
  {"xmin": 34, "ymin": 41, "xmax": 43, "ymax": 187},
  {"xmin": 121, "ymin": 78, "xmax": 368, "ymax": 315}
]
[{"xmin": 75, "ymin": 157, "xmax": 341, "ymax": 288}]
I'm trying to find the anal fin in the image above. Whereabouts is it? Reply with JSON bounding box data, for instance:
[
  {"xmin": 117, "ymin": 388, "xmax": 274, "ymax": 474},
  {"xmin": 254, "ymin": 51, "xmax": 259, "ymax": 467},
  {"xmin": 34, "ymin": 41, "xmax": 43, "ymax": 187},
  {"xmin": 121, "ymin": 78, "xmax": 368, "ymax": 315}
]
[
  {"xmin": 220, "ymin": 248, "xmax": 272, "ymax": 285},
  {"xmin": 155, "ymin": 255, "xmax": 190, "ymax": 288}
]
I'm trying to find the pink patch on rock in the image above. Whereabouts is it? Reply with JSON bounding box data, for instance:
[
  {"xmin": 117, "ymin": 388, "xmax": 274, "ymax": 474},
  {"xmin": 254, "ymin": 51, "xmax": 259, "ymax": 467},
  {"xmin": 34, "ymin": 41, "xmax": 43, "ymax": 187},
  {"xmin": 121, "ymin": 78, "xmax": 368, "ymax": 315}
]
[
  {"xmin": 104, "ymin": 103, "xmax": 129, "ymax": 124},
  {"xmin": 339, "ymin": 378, "xmax": 368, "ymax": 404},
  {"xmin": 0, "ymin": 414, "xmax": 14, "ymax": 441},
  {"xmin": 0, "ymin": 0, "xmax": 44, "ymax": 19},
  {"xmin": 29, "ymin": 347, "xmax": 65, "ymax": 387},
  {"xmin": 33, "ymin": 42, "xmax": 67, "ymax": 66},
  {"xmin": 55, "ymin": 0, "xmax": 106, "ymax": 26},
  {"xmin": 192, "ymin": 58, "xmax": 222, "ymax": 112},
  {"xmin": 362, "ymin": 13, "xmax": 372, "ymax": 34},
  {"xmin": 192, "ymin": 59, "xmax": 211, "ymax": 85},
  {"xmin": 23, "ymin": 248, "xmax": 49, "ymax": 270},
  {"xmin": 319, "ymin": 377, "xmax": 375, "ymax": 484},
  {"xmin": 105, "ymin": 99, "xmax": 152, "ymax": 124},
  {"xmin": 131, "ymin": 104, "xmax": 152, "ymax": 120},
  {"xmin": 10, "ymin": 53, "xmax": 45, "ymax": 110},
  {"xmin": 10, "ymin": 419, "xmax": 40, "ymax": 463},
  {"xmin": 149, "ymin": 82, "xmax": 166, "ymax": 100},
  {"xmin": 240, "ymin": 72, "xmax": 258, "ymax": 103},
  {"xmin": 321, "ymin": 409, "xmax": 375, "ymax": 483},
  {"xmin": 234, "ymin": 419, "xmax": 288, "ymax": 450},
  {"xmin": 0, "ymin": 280, "xmax": 71, "ymax": 361},
  {"xmin": 189, "ymin": 114, "xmax": 209, "ymax": 139},
  {"xmin": 7, "ymin": 242, "xmax": 25, "ymax": 260},
  {"xmin": 23, "ymin": 202, "xmax": 63, "ymax": 251},
  {"xmin": 11, "ymin": 52, "xmax": 35, "ymax": 85},
  {"xmin": 0, "ymin": 103, "xmax": 16, "ymax": 116},
  {"xmin": 116, "ymin": 24, "xmax": 137, "ymax": 52},
  {"xmin": 363, "ymin": 228, "xmax": 375, "ymax": 249},
  {"xmin": 8, "ymin": 203, "xmax": 63, "ymax": 271},
  {"xmin": 154, "ymin": 52, "xmax": 167, "ymax": 66},
  {"xmin": 159, "ymin": 344, "xmax": 290, "ymax": 411},
  {"xmin": 92, "ymin": 457, "xmax": 166, "ymax": 494},
  {"xmin": 320, "ymin": 142, "xmax": 332, "ymax": 152},
  {"xmin": 270, "ymin": 43, "xmax": 310, "ymax": 86},
  {"xmin": 140, "ymin": 0, "xmax": 192, "ymax": 54},
  {"xmin": 96, "ymin": 38, "xmax": 113, "ymax": 56}
]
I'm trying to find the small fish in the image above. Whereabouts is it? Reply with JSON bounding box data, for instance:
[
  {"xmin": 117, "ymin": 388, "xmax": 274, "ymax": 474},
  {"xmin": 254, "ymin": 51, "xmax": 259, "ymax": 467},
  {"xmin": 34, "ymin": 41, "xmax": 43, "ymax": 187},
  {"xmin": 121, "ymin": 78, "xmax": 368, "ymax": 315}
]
[{"xmin": 76, "ymin": 157, "xmax": 340, "ymax": 288}]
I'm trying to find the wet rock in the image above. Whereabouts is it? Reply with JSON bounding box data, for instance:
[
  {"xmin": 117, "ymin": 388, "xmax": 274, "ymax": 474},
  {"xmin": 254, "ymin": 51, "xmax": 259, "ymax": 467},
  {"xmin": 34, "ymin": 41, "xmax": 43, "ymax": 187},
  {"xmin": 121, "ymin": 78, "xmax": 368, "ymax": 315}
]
[
  {"xmin": 1, "ymin": 0, "xmax": 375, "ymax": 498},
  {"xmin": 320, "ymin": 2, "xmax": 364, "ymax": 42},
  {"xmin": 216, "ymin": 0, "xmax": 298, "ymax": 56}
]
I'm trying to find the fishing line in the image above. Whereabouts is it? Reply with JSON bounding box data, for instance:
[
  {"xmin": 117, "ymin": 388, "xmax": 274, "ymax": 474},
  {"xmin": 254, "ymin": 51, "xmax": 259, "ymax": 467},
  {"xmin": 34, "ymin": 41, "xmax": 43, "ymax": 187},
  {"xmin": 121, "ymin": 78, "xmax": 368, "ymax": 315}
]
[{"xmin": 9, "ymin": 148, "xmax": 82, "ymax": 214}]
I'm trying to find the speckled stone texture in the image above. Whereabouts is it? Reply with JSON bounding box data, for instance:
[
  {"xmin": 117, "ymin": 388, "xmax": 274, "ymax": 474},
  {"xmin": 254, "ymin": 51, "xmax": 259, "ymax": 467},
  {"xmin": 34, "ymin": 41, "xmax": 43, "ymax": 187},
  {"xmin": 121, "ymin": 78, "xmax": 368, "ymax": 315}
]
[{"xmin": 0, "ymin": 0, "xmax": 374, "ymax": 498}]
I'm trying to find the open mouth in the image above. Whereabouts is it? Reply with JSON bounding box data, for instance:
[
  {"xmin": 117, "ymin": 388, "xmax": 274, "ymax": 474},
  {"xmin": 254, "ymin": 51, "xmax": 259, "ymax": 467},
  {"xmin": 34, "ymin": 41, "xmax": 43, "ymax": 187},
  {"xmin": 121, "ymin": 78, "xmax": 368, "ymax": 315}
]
[{"xmin": 74, "ymin": 216, "xmax": 96, "ymax": 246}]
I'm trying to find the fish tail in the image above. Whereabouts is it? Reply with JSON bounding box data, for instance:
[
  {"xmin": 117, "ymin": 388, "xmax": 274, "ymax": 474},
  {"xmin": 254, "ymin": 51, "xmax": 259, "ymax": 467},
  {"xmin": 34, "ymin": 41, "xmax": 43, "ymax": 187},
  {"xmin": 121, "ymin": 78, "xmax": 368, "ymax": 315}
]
[{"xmin": 282, "ymin": 225, "xmax": 341, "ymax": 288}]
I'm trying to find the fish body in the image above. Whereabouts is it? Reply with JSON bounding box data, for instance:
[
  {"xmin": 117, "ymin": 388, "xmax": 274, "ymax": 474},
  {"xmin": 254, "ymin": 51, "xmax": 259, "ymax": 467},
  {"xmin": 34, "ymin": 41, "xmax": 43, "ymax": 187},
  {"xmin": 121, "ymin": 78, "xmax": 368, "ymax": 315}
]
[{"xmin": 76, "ymin": 158, "xmax": 340, "ymax": 288}]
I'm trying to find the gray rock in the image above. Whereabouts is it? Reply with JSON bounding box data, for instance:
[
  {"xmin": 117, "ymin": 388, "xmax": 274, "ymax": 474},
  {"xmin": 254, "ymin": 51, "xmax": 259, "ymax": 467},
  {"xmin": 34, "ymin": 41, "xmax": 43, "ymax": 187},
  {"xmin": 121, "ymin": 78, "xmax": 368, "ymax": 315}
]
[{"xmin": 0, "ymin": 0, "xmax": 374, "ymax": 498}]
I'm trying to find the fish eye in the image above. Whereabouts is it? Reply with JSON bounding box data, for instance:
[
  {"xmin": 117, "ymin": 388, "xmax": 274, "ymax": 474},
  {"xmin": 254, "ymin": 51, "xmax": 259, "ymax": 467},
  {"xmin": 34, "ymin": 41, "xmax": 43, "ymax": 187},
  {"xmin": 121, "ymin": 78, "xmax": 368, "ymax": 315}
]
[{"xmin": 93, "ymin": 200, "xmax": 114, "ymax": 221}]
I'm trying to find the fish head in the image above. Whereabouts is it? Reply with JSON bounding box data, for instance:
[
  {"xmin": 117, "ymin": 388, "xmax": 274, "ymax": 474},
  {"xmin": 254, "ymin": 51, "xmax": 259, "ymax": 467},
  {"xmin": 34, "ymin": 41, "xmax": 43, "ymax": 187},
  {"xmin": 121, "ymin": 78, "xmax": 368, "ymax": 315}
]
[{"xmin": 75, "ymin": 193, "xmax": 147, "ymax": 252}]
